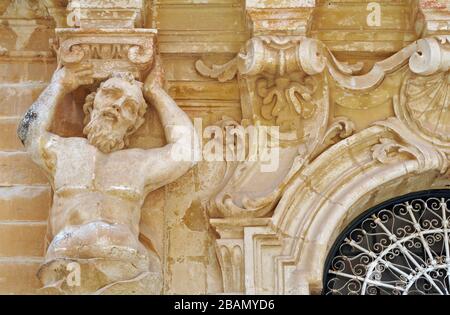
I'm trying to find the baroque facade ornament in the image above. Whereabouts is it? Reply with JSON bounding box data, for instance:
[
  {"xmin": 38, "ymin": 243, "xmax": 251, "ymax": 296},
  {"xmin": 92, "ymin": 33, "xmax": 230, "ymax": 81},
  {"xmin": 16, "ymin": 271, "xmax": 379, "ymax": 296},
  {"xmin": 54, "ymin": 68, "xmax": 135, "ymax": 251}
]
[
  {"xmin": 196, "ymin": 36, "xmax": 361, "ymax": 222},
  {"xmin": 195, "ymin": 35, "xmax": 362, "ymax": 292},
  {"xmin": 195, "ymin": 32, "xmax": 450, "ymax": 294},
  {"xmin": 1, "ymin": 0, "xmax": 450, "ymax": 297},
  {"xmin": 17, "ymin": 51, "xmax": 200, "ymax": 293},
  {"xmin": 372, "ymin": 36, "xmax": 450, "ymax": 172}
]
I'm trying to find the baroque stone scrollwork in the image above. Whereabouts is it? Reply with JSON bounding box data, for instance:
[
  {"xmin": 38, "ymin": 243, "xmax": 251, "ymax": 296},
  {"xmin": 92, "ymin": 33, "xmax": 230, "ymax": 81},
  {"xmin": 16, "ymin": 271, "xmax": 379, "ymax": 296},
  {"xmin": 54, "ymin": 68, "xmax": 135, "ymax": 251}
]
[
  {"xmin": 371, "ymin": 36, "xmax": 450, "ymax": 173},
  {"xmin": 196, "ymin": 35, "xmax": 359, "ymax": 293},
  {"xmin": 372, "ymin": 118, "xmax": 448, "ymax": 174},
  {"xmin": 196, "ymin": 36, "xmax": 358, "ymax": 222},
  {"xmin": 269, "ymin": 35, "xmax": 450, "ymax": 295},
  {"xmin": 56, "ymin": 29, "xmax": 156, "ymax": 80},
  {"xmin": 197, "ymin": 32, "xmax": 450, "ymax": 294},
  {"xmin": 394, "ymin": 36, "xmax": 450, "ymax": 152}
]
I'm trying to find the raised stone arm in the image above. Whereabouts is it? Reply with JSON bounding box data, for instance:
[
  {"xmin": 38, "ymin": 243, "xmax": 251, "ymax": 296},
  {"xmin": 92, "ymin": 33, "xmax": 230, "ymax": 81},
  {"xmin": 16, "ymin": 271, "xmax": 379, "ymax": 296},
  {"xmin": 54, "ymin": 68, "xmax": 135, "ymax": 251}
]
[
  {"xmin": 142, "ymin": 57, "xmax": 201, "ymax": 191},
  {"xmin": 17, "ymin": 64, "xmax": 93, "ymax": 169}
]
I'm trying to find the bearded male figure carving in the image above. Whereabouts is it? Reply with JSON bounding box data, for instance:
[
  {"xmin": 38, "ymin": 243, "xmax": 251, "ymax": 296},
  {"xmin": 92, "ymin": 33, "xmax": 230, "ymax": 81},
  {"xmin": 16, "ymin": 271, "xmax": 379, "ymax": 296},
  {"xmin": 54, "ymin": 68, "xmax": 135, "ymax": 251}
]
[{"xmin": 17, "ymin": 59, "xmax": 200, "ymax": 294}]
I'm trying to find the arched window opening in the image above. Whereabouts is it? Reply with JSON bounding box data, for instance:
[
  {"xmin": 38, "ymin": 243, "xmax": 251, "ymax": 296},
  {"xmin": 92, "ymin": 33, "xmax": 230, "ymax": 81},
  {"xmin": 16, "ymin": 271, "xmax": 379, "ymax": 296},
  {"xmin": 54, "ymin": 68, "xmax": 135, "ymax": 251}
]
[{"xmin": 323, "ymin": 190, "xmax": 450, "ymax": 295}]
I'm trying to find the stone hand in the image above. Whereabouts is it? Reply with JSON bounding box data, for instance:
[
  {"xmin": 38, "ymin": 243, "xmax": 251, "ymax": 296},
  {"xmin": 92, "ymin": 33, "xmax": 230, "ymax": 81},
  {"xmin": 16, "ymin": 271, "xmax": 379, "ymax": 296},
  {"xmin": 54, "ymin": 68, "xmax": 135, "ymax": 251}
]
[
  {"xmin": 144, "ymin": 56, "xmax": 164, "ymax": 100},
  {"xmin": 52, "ymin": 63, "xmax": 94, "ymax": 93}
]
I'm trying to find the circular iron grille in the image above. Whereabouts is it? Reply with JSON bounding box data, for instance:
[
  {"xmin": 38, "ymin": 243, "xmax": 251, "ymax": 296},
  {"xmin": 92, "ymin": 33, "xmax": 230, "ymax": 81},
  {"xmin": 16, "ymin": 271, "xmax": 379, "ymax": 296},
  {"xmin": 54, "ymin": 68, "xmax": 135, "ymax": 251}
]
[{"xmin": 323, "ymin": 190, "xmax": 450, "ymax": 295}]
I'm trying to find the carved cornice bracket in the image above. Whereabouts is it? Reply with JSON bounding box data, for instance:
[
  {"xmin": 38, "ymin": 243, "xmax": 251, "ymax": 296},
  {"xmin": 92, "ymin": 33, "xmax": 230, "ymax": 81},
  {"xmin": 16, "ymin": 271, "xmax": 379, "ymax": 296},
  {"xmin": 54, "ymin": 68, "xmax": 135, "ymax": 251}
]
[
  {"xmin": 56, "ymin": 28, "xmax": 156, "ymax": 80},
  {"xmin": 238, "ymin": 36, "xmax": 326, "ymax": 77}
]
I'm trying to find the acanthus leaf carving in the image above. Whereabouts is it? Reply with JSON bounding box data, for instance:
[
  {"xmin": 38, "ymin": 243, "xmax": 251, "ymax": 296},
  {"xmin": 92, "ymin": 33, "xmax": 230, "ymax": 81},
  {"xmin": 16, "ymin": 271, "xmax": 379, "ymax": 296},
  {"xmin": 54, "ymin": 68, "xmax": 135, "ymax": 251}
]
[
  {"xmin": 197, "ymin": 35, "xmax": 450, "ymax": 221},
  {"xmin": 198, "ymin": 36, "xmax": 336, "ymax": 219},
  {"xmin": 313, "ymin": 117, "xmax": 356, "ymax": 157},
  {"xmin": 195, "ymin": 58, "xmax": 238, "ymax": 83},
  {"xmin": 372, "ymin": 137, "xmax": 424, "ymax": 166},
  {"xmin": 372, "ymin": 118, "xmax": 448, "ymax": 174}
]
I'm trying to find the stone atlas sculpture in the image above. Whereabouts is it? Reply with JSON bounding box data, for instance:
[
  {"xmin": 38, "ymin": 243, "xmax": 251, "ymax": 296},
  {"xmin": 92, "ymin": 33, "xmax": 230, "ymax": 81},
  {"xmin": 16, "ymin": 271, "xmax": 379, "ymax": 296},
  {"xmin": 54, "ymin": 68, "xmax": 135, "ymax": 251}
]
[{"xmin": 16, "ymin": 57, "xmax": 200, "ymax": 294}]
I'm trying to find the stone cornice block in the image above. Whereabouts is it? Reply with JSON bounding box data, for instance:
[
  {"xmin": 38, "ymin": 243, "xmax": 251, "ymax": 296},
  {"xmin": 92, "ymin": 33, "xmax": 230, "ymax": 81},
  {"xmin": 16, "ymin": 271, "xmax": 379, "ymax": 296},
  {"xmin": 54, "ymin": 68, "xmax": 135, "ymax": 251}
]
[
  {"xmin": 68, "ymin": 0, "xmax": 145, "ymax": 28},
  {"xmin": 56, "ymin": 28, "xmax": 157, "ymax": 80},
  {"xmin": 418, "ymin": 0, "xmax": 450, "ymax": 35},
  {"xmin": 245, "ymin": 0, "xmax": 315, "ymax": 36}
]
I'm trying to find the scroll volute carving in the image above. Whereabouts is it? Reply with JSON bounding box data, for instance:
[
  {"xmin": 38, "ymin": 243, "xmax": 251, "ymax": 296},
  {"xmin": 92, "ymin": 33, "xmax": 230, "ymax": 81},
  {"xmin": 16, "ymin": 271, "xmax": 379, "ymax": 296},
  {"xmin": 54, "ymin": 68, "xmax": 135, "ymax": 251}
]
[
  {"xmin": 369, "ymin": 36, "xmax": 450, "ymax": 174},
  {"xmin": 237, "ymin": 36, "xmax": 327, "ymax": 137},
  {"xmin": 56, "ymin": 29, "xmax": 156, "ymax": 81},
  {"xmin": 197, "ymin": 36, "xmax": 340, "ymax": 219},
  {"xmin": 398, "ymin": 37, "xmax": 450, "ymax": 150}
]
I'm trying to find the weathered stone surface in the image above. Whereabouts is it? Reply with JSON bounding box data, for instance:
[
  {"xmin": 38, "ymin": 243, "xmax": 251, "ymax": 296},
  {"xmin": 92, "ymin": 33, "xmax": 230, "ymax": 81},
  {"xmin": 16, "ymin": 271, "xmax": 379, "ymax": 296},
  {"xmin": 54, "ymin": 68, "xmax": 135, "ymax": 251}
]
[
  {"xmin": 0, "ymin": 0, "xmax": 449, "ymax": 296},
  {"xmin": 0, "ymin": 152, "xmax": 48, "ymax": 185},
  {"xmin": 0, "ymin": 83, "xmax": 47, "ymax": 117},
  {"xmin": 0, "ymin": 118, "xmax": 24, "ymax": 151},
  {"xmin": 16, "ymin": 35, "xmax": 200, "ymax": 293},
  {"xmin": 0, "ymin": 186, "xmax": 50, "ymax": 221},
  {"xmin": 0, "ymin": 60, "xmax": 55, "ymax": 84},
  {"xmin": 0, "ymin": 222, "xmax": 46, "ymax": 257},
  {"xmin": 0, "ymin": 260, "xmax": 43, "ymax": 294},
  {"xmin": 169, "ymin": 261, "xmax": 207, "ymax": 294}
]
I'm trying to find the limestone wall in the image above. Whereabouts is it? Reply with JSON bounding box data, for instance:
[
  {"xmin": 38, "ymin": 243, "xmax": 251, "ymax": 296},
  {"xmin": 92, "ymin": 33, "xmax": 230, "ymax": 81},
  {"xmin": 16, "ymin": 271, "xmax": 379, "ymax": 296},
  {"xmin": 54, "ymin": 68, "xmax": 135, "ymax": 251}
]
[{"xmin": 0, "ymin": 0, "xmax": 449, "ymax": 295}]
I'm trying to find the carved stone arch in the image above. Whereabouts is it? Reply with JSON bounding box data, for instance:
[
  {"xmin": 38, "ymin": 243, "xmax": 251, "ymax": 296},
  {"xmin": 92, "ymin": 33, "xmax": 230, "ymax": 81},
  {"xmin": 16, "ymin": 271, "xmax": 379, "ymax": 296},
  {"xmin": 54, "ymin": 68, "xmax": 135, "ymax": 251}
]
[{"xmin": 270, "ymin": 125, "xmax": 450, "ymax": 294}]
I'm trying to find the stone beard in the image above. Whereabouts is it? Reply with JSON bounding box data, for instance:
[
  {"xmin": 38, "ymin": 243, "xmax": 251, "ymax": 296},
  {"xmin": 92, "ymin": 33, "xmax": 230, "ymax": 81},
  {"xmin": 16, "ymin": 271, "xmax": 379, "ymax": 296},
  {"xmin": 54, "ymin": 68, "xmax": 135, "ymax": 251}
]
[
  {"xmin": 82, "ymin": 72, "xmax": 147, "ymax": 153},
  {"xmin": 18, "ymin": 64, "xmax": 199, "ymax": 294}
]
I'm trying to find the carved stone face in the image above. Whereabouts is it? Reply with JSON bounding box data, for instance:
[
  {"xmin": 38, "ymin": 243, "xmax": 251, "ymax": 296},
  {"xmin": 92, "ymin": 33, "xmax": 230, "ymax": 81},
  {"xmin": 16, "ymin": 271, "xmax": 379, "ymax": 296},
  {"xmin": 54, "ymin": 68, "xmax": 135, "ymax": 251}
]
[{"xmin": 83, "ymin": 77, "xmax": 146, "ymax": 153}]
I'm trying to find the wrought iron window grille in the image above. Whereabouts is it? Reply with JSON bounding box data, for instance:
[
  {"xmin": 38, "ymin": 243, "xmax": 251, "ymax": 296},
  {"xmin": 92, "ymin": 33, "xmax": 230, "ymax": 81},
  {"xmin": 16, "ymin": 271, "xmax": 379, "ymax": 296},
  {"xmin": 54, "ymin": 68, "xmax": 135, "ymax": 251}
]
[{"xmin": 323, "ymin": 190, "xmax": 450, "ymax": 295}]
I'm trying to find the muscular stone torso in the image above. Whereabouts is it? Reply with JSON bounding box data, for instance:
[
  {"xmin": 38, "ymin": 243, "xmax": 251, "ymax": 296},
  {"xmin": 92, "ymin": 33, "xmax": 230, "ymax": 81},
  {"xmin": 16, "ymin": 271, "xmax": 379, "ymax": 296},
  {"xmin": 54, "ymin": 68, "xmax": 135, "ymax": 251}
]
[{"xmin": 45, "ymin": 135, "xmax": 152, "ymax": 239}]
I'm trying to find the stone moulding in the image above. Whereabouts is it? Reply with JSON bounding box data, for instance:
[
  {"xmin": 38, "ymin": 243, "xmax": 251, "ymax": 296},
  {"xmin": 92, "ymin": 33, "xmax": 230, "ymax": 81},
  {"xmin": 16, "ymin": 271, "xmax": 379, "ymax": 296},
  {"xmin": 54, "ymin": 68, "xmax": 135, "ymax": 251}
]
[
  {"xmin": 197, "ymin": 35, "xmax": 449, "ymax": 90},
  {"xmin": 56, "ymin": 28, "xmax": 157, "ymax": 80},
  {"xmin": 418, "ymin": 0, "xmax": 450, "ymax": 36},
  {"xmin": 197, "ymin": 33, "xmax": 450, "ymax": 294},
  {"xmin": 270, "ymin": 123, "xmax": 449, "ymax": 294},
  {"xmin": 42, "ymin": 0, "xmax": 145, "ymax": 28},
  {"xmin": 267, "ymin": 36, "xmax": 450, "ymax": 294}
]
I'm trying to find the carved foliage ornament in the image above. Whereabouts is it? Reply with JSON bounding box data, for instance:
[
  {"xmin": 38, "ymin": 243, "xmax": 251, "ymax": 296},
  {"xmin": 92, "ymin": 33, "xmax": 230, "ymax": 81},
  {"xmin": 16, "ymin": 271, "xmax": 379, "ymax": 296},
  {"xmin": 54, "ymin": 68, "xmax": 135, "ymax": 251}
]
[
  {"xmin": 372, "ymin": 36, "xmax": 450, "ymax": 173},
  {"xmin": 196, "ymin": 36, "xmax": 358, "ymax": 219},
  {"xmin": 197, "ymin": 35, "xmax": 450, "ymax": 220}
]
